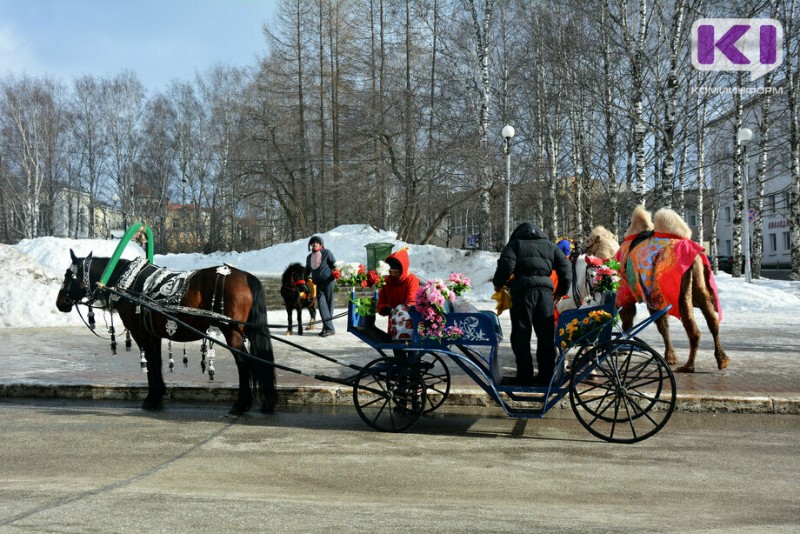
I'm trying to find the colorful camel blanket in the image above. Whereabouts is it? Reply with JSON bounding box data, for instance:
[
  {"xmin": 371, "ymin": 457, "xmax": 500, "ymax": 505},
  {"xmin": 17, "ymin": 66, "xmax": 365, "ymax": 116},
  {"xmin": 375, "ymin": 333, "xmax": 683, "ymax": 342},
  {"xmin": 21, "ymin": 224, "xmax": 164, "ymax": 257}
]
[{"xmin": 614, "ymin": 233, "xmax": 721, "ymax": 320}]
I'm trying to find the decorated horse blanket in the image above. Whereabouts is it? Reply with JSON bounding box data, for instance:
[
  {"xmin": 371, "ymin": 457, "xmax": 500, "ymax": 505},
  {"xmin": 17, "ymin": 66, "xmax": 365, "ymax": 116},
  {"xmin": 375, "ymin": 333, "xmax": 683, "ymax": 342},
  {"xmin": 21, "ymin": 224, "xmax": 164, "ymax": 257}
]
[
  {"xmin": 614, "ymin": 233, "xmax": 721, "ymax": 320},
  {"xmin": 113, "ymin": 257, "xmax": 199, "ymax": 305}
]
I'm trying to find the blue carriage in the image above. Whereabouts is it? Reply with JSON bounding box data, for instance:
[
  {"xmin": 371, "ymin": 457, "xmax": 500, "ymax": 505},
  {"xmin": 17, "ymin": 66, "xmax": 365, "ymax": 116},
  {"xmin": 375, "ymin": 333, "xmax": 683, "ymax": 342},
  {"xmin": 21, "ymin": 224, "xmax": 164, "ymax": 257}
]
[{"xmin": 347, "ymin": 291, "xmax": 676, "ymax": 443}]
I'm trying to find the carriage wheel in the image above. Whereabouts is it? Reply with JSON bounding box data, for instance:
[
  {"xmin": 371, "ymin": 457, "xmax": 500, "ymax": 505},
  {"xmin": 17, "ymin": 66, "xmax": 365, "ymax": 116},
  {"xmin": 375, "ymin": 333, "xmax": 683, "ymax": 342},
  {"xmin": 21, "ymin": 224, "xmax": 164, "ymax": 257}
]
[
  {"xmin": 569, "ymin": 339, "xmax": 676, "ymax": 444},
  {"xmin": 415, "ymin": 352, "xmax": 451, "ymax": 413},
  {"xmin": 352, "ymin": 357, "xmax": 426, "ymax": 432}
]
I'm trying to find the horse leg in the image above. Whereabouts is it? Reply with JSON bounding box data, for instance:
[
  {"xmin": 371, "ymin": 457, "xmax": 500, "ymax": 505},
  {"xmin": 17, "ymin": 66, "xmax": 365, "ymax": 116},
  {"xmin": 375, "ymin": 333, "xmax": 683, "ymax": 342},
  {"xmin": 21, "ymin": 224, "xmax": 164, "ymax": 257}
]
[
  {"xmin": 306, "ymin": 302, "xmax": 316, "ymax": 331},
  {"xmin": 675, "ymin": 296, "xmax": 700, "ymax": 373},
  {"xmin": 285, "ymin": 306, "xmax": 293, "ymax": 336},
  {"xmin": 653, "ymin": 311, "xmax": 679, "ymax": 367},
  {"xmin": 226, "ymin": 329, "xmax": 254, "ymax": 415},
  {"xmin": 230, "ymin": 351, "xmax": 253, "ymax": 415},
  {"xmin": 296, "ymin": 307, "xmax": 303, "ymax": 336},
  {"xmin": 142, "ymin": 338, "xmax": 166, "ymax": 410}
]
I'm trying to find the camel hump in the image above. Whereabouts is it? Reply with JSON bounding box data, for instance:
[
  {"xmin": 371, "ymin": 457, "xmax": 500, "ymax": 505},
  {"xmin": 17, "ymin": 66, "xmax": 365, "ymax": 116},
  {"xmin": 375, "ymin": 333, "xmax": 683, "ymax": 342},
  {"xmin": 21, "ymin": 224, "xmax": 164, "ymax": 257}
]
[{"xmin": 654, "ymin": 208, "xmax": 692, "ymax": 239}]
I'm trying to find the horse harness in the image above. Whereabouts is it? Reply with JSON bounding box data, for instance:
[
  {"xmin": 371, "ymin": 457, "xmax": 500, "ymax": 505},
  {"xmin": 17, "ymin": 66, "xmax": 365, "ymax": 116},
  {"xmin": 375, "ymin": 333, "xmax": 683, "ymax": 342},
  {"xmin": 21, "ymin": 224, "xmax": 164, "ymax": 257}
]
[{"xmin": 84, "ymin": 257, "xmax": 236, "ymax": 337}]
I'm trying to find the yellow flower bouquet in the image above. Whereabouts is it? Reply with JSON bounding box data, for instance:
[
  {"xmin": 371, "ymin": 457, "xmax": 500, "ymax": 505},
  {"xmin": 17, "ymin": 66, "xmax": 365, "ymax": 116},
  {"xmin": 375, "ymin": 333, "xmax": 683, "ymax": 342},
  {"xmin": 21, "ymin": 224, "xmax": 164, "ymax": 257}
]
[{"xmin": 558, "ymin": 309, "xmax": 614, "ymax": 348}]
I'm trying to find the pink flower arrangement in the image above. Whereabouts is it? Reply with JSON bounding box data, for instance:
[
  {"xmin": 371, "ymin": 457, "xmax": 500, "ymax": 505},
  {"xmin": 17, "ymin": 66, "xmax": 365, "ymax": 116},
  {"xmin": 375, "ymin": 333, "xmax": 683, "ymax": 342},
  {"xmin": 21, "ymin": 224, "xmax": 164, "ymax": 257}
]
[
  {"xmin": 587, "ymin": 258, "xmax": 621, "ymax": 294},
  {"xmin": 447, "ymin": 272, "xmax": 472, "ymax": 296},
  {"xmin": 415, "ymin": 278, "xmax": 464, "ymax": 341}
]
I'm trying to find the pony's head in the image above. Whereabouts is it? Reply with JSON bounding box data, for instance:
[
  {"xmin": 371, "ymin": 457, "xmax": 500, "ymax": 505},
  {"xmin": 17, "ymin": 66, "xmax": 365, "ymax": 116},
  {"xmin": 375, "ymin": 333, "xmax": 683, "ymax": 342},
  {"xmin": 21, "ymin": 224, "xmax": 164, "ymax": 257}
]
[
  {"xmin": 654, "ymin": 208, "xmax": 692, "ymax": 239},
  {"xmin": 56, "ymin": 249, "xmax": 94, "ymax": 312},
  {"xmin": 583, "ymin": 225, "xmax": 619, "ymax": 260},
  {"xmin": 626, "ymin": 205, "xmax": 654, "ymax": 237},
  {"xmin": 281, "ymin": 262, "xmax": 306, "ymax": 287}
]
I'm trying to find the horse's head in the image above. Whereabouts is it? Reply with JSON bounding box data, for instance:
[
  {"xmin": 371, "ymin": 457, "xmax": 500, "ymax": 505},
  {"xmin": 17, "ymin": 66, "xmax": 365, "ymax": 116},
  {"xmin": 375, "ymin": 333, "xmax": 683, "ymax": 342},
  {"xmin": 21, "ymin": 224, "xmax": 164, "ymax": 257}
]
[
  {"xmin": 282, "ymin": 263, "xmax": 306, "ymax": 288},
  {"xmin": 56, "ymin": 249, "xmax": 94, "ymax": 312}
]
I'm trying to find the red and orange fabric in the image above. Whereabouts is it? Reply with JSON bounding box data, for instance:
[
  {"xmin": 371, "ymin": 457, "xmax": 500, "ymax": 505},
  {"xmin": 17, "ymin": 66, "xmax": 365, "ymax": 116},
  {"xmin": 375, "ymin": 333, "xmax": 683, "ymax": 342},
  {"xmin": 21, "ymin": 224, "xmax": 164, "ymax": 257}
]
[{"xmin": 614, "ymin": 233, "xmax": 721, "ymax": 320}]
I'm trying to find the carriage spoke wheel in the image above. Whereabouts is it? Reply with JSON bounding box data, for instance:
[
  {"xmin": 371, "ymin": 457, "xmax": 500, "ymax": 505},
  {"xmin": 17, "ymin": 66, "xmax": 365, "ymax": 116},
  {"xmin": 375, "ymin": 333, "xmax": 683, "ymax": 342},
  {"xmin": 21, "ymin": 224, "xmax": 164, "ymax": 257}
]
[
  {"xmin": 569, "ymin": 339, "xmax": 676, "ymax": 444},
  {"xmin": 415, "ymin": 352, "xmax": 451, "ymax": 413},
  {"xmin": 352, "ymin": 357, "xmax": 426, "ymax": 432}
]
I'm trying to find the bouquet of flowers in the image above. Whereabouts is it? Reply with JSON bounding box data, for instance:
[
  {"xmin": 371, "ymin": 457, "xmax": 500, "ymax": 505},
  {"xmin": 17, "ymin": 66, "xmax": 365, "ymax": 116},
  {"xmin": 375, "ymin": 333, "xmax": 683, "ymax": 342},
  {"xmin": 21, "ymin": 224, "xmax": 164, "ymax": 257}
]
[
  {"xmin": 415, "ymin": 278, "xmax": 463, "ymax": 341},
  {"xmin": 333, "ymin": 260, "xmax": 389, "ymax": 290},
  {"xmin": 447, "ymin": 272, "xmax": 472, "ymax": 296},
  {"xmin": 588, "ymin": 258, "xmax": 621, "ymax": 294},
  {"xmin": 558, "ymin": 309, "xmax": 614, "ymax": 348}
]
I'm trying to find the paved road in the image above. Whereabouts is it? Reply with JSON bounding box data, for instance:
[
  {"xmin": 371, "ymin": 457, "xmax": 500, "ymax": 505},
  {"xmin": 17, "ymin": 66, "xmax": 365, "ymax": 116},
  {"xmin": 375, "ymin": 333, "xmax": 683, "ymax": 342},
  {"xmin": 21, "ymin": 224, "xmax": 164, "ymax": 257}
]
[{"xmin": 0, "ymin": 400, "xmax": 797, "ymax": 533}]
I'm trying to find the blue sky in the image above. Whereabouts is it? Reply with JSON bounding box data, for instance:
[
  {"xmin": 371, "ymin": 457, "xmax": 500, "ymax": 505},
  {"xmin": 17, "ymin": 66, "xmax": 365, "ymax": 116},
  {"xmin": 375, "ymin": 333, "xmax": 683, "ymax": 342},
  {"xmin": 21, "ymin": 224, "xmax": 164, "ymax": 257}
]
[{"xmin": 0, "ymin": 0, "xmax": 276, "ymax": 93}]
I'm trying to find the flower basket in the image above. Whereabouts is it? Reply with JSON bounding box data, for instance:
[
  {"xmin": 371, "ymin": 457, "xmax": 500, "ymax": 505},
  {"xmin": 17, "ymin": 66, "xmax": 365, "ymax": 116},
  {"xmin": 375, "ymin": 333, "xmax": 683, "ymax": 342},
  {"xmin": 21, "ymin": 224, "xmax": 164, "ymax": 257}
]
[{"xmin": 557, "ymin": 308, "xmax": 616, "ymax": 349}]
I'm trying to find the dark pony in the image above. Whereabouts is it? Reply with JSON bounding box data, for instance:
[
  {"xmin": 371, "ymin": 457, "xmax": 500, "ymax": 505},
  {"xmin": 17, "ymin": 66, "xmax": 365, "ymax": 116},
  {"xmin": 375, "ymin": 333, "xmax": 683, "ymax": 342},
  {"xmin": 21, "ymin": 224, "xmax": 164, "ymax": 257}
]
[
  {"xmin": 56, "ymin": 249, "xmax": 277, "ymax": 414},
  {"xmin": 280, "ymin": 262, "xmax": 317, "ymax": 336}
]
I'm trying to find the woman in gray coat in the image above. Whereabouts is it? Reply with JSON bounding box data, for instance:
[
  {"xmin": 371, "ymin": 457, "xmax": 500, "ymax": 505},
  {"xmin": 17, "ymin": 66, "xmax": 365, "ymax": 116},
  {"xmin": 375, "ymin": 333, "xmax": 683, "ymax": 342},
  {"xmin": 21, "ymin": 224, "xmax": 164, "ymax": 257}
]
[{"xmin": 305, "ymin": 235, "xmax": 337, "ymax": 336}]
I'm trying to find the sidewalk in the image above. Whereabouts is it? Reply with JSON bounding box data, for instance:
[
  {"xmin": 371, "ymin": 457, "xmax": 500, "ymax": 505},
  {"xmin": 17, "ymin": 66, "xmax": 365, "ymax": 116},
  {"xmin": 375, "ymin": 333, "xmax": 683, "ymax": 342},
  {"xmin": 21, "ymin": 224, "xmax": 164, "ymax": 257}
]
[{"xmin": 1, "ymin": 312, "xmax": 799, "ymax": 414}]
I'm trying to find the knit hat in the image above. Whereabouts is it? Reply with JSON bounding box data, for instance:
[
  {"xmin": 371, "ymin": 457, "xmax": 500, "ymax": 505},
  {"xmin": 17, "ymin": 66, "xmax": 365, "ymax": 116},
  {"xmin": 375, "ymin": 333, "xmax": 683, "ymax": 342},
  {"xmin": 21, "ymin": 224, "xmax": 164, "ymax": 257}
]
[
  {"xmin": 308, "ymin": 235, "xmax": 324, "ymax": 250},
  {"xmin": 557, "ymin": 238, "xmax": 571, "ymax": 257}
]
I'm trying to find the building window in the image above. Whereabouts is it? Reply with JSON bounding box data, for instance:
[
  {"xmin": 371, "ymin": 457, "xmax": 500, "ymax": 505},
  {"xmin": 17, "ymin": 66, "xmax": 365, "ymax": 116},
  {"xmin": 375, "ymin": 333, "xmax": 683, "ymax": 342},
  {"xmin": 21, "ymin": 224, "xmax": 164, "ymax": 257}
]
[
  {"xmin": 769, "ymin": 233, "xmax": 777, "ymax": 253},
  {"xmin": 782, "ymin": 191, "xmax": 791, "ymax": 211},
  {"xmin": 783, "ymin": 231, "xmax": 791, "ymax": 251},
  {"xmin": 725, "ymin": 239, "xmax": 732, "ymax": 256},
  {"xmin": 724, "ymin": 206, "xmax": 731, "ymax": 223},
  {"xmin": 767, "ymin": 194, "xmax": 776, "ymax": 214},
  {"xmin": 686, "ymin": 209, "xmax": 697, "ymax": 227}
]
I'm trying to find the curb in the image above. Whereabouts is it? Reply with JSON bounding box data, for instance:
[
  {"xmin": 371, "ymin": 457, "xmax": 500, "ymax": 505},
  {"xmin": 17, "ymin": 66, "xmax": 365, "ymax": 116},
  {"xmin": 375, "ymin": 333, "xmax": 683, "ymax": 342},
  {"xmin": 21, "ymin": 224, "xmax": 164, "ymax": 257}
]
[{"xmin": 2, "ymin": 383, "xmax": 798, "ymax": 415}]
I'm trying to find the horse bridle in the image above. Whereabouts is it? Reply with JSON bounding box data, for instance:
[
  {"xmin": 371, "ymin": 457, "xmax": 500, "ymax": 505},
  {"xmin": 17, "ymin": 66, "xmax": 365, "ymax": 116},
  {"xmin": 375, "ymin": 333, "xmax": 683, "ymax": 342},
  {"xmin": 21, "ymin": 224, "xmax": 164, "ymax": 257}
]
[{"xmin": 61, "ymin": 257, "xmax": 106, "ymax": 309}]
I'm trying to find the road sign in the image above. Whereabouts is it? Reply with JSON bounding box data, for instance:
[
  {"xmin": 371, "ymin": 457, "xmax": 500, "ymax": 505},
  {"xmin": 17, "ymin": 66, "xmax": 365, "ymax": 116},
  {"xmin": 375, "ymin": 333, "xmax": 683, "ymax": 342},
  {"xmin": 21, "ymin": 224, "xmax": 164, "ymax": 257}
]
[{"xmin": 748, "ymin": 208, "xmax": 756, "ymax": 222}]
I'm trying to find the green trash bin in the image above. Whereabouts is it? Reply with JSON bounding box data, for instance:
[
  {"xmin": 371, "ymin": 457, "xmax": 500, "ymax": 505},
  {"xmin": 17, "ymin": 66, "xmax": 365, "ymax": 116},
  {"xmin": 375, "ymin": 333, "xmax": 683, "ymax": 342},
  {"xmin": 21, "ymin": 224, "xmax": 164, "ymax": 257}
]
[{"xmin": 365, "ymin": 242, "xmax": 394, "ymax": 271}]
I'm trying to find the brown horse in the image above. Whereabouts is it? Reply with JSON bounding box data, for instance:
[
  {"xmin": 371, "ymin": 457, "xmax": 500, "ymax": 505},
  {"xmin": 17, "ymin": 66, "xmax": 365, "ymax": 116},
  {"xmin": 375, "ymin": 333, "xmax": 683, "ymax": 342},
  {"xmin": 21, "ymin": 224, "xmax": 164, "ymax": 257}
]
[
  {"xmin": 56, "ymin": 249, "xmax": 277, "ymax": 414},
  {"xmin": 280, "ymin": 262, "xmax": 317, "ymax": 335},
  {"xmin": 616, "ymin": 206, "xmax": 729, "ymax": 372}
]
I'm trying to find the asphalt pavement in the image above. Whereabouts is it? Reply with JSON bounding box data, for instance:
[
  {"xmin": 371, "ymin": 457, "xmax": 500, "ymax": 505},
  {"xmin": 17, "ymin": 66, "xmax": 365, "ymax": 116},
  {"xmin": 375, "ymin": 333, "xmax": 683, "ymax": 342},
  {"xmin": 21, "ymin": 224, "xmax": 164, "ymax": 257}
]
[{"xmin": 2, "ymin": 307, "xmax": 798, "ymax": 415}]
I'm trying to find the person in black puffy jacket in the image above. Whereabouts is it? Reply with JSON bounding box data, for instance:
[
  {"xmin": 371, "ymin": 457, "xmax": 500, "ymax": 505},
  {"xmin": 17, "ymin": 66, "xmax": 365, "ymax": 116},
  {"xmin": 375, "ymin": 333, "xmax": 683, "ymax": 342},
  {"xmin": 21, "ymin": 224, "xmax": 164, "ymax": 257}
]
[{"xmin": 492, "ymin": 222, "xmax": 572, "ymax": 386}]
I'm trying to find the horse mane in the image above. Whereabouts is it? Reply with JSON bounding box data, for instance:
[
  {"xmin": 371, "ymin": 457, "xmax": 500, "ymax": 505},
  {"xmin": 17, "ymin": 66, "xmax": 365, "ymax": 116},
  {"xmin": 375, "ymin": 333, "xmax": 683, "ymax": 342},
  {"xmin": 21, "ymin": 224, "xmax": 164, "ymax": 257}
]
[
  {"xmin": 584, "ymin": 225, "xmax": 619, "ymax": 260},
  {"xmin": 653, "ymin": 208, "xmax": 692, "ymax": 239},
  {"xmin": 626, "ymin": 205, "xmax": 654, "ymax": 237},
  {"xmin": 282, "ymin": 262, "xmax": 305, "ymax": 285}
]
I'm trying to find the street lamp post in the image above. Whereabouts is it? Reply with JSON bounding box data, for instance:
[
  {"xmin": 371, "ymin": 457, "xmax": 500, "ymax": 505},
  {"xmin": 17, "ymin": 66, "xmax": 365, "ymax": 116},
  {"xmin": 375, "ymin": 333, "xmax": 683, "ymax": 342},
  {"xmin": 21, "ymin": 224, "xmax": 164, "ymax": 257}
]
[
  {"xmin": 737, "ymin": 127, "xmax": 753, "ymax": 283},
  {"xmin": 502, "ymin": 125, "xmax": 515, "ymax": 245}
]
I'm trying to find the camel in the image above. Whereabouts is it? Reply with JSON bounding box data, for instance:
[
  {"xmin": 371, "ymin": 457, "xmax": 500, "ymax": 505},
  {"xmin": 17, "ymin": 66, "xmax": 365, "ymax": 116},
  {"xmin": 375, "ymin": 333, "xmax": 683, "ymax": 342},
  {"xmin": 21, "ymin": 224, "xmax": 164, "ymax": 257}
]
[{"xmin": 616, "ymin": 205, "xmax": 729, "ymax": 372}]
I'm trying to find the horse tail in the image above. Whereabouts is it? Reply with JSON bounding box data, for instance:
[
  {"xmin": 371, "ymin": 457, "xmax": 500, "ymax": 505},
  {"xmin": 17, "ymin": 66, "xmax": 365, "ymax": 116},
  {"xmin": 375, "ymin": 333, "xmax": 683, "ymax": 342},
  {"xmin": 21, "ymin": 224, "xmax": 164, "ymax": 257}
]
[{"xmin": 245, "ymin": 273, "xmax": 278, "ymax": 412}]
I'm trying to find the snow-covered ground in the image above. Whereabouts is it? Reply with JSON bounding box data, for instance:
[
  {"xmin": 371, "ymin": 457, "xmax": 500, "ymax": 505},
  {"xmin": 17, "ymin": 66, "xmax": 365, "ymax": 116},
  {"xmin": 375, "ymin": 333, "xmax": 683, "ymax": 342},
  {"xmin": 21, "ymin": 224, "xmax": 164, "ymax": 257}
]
[{"xmin": 2, "ymin": 223, "xmax": 799, "ymax": 331}]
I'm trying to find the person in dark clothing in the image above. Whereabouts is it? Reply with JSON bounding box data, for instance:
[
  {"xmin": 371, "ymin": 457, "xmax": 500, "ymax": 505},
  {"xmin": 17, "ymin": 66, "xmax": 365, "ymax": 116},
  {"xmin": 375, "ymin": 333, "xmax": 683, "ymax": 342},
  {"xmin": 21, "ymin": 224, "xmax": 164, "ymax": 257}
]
[
  {"xmin": 492, "ymin": 222, "xmax": 572, "ymax": 386},
  {"xmin": 305, "ymin": 235, "xmax": 337, "ymax": 336}
]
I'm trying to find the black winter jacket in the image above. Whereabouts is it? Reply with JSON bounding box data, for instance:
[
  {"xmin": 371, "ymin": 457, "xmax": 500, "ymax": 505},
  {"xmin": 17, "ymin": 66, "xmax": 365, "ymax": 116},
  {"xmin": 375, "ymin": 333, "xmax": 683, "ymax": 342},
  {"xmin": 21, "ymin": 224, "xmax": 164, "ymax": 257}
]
[{"xmin": 492, "ymin": 222, "xmax": 572, "ymax": 298}]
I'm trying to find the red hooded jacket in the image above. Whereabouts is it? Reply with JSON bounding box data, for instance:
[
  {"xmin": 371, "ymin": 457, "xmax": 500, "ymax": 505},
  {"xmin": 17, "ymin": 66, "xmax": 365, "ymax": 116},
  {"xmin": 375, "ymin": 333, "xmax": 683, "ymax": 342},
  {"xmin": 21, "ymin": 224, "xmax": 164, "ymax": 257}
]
[{"xmin": 377, "ymin": 249, "xmax": 420, "ymax": 316}]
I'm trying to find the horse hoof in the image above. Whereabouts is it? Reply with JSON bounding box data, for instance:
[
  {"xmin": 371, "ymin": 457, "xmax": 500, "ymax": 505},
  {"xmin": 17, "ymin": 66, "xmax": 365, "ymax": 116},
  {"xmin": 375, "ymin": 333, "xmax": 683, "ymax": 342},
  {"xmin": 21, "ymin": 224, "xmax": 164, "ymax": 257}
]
[
  {"xmin": 285, "ymin": 330, "xmax": 291, "ymax": 336},
  {"xmin": 718, "ymin": 355, "xmax": 730, "ymax": 370},
  {"xmin": 675, "ymin": 365, "xmax": 694, "ymax": 373},
  {"xmin": 229, "ymin": 404, "xmax": 252, "ymax": 416},
  {"xmin": 141, "ymin": 399, "xmax": 163, "ymax": 411}
]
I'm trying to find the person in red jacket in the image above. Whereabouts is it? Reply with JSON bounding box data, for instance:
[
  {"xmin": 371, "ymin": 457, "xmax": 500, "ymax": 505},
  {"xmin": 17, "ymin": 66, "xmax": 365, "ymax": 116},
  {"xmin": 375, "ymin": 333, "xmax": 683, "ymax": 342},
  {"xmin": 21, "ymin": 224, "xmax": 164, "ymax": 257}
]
[{"xmin": 377, "ymin": 248, "xmax": 419, "ymax": 318}]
